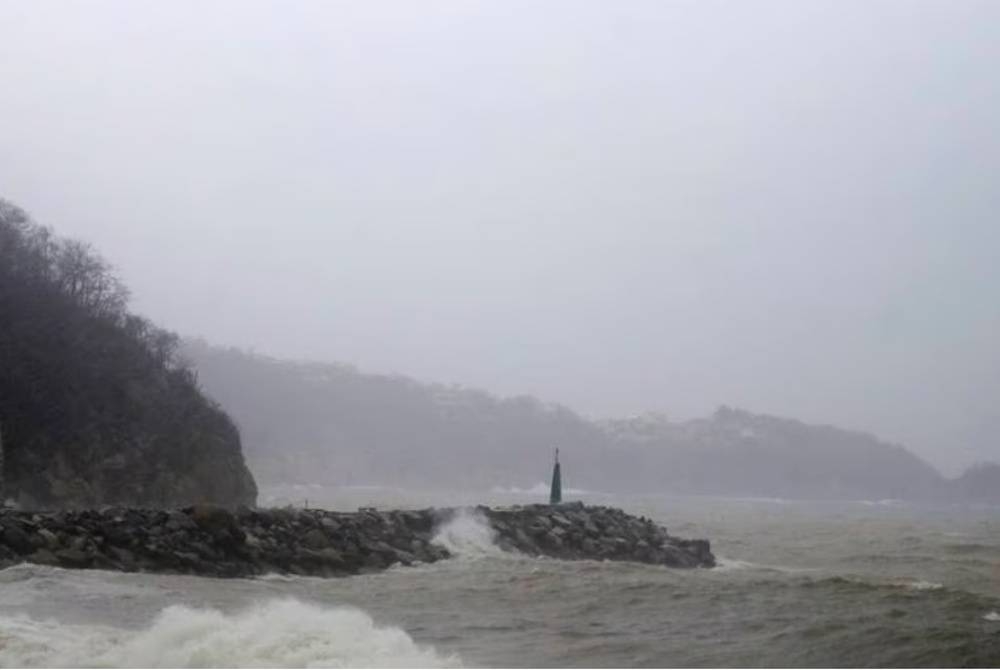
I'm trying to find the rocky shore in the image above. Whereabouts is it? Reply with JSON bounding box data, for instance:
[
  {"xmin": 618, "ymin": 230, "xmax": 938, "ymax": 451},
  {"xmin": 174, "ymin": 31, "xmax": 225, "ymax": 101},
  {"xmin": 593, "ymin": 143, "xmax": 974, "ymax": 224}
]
[{"xmin": 0, "ymin": 502, "xmax": 714, "ymax": 578}]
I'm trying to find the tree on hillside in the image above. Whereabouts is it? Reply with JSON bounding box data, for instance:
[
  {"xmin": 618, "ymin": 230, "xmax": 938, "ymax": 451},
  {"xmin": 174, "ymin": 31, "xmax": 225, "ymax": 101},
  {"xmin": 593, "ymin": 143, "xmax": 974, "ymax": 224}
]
[{"xmin": 0, "ymin": 199, "xmax": 257, "ymax": 508}]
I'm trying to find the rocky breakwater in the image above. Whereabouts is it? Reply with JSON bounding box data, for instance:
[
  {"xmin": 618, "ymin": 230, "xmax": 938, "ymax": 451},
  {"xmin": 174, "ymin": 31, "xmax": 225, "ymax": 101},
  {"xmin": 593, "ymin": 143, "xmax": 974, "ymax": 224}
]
[
  {"xmin": 483, "ymin": 503, "xmax": 715, "ymax": 568},
  {"xmin": 0, "ymin": 503, "xmax": 714, "ymax": 577}
]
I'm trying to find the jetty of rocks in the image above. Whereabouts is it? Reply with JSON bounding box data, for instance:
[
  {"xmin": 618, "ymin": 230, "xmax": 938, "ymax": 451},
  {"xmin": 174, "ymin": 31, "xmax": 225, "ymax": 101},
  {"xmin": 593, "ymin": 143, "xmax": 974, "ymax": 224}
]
[{"xmin": 0, "ymin": 502, "xmax": 714, "ymax": 578}]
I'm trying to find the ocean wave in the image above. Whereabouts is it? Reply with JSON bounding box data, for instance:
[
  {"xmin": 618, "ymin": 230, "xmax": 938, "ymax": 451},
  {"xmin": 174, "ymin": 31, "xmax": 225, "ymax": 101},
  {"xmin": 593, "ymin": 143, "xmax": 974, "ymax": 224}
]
[
  {"xmin": 713, "ymin": 557, "xmax": 818, "ymax": 574},
  {"xmin": 804, "ymin": 575, "xmax": 948, "ymax": 595},
  {"xmin": 982, "ymin": 611, "xmax": 1000, "ymax": 622},
  {"xmin": 431, "ymin": 509, "xmax": 506, "ymax": 559},
  {"xmin": 713, "ymin": 557, "xmax": 757, "ymax": 572},
  {"xmin": 900, "ymin": 580, "xmax": 944, "ymax": 591},
  {"xmin": 0, "ymin": 598, "xmax": 456, "ymax": 668},
  {"xmin": 942, "ymin": 542, "xmax": 995, "ymax": 554}
]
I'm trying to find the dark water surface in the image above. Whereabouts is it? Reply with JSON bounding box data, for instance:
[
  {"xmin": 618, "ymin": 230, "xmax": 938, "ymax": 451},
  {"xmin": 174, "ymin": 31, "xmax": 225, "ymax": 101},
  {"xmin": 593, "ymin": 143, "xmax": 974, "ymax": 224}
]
[{"xmin": 1, "ymin": 490, "xmax": 999, "ymax": 667}]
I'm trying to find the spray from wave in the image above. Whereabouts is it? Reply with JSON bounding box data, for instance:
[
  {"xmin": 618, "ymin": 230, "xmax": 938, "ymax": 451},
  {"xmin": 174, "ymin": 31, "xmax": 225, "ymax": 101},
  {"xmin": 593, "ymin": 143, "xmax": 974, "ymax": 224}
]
[
  {"xmin": 431, "ymin": 508, "xmax": 504, "ymax": 559},
  {"xmin": 898, "ymin": 579, "xmax": 944, "ymax": 591},
  {"xmin": 713, "ymin": 557, "xmax": 818, "ymax": 574},
  {"xmin": 0, "ymin": 598, "xmax": 456, "ymax": 668}
]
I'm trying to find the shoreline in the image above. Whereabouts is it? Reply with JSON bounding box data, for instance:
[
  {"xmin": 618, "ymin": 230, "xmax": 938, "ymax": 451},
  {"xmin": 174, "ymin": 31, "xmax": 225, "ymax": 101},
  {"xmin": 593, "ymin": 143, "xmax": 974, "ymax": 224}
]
[{"xmin": 0, "ymin": 502, "xmax": 715, "ymax": 578}]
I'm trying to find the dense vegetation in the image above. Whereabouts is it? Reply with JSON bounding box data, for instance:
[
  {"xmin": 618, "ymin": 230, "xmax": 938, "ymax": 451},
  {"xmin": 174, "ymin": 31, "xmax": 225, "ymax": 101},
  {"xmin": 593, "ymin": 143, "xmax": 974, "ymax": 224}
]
[
  {"xmin": 182, "ymin": 339, "xmax": 610, "ymax": 491},
  {"xmin": 185, "ymin": 340, "xmax": 986, "ymax": 502},
  {"xmin": 0, "ymin": 200, "xmax": 256, "ymax": 508}
]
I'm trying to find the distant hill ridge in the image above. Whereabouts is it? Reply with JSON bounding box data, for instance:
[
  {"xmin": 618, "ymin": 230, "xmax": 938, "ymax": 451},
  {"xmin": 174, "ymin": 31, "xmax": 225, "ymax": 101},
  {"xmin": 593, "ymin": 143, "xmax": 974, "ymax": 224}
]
[{"xmin": 183, "ymin": 340, "xmax": 997, "ymax": 503}]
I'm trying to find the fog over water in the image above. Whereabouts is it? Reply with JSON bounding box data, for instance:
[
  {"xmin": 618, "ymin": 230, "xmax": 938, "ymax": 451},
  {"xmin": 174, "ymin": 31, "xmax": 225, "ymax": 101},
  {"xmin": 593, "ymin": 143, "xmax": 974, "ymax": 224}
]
[{"xmin": 2, "ymin": 0, "xmax": 999, "ymax": 474}]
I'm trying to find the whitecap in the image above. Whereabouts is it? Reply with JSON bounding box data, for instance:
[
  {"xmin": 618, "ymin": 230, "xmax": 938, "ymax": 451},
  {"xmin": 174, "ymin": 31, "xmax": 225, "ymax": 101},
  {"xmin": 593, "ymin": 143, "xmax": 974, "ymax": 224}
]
[
  {"xmin": 713, "ymin": 557, "xmax": 758, "ymax": 572},
  {"xmin": 712, "ymin": 556, "xmax": 818, "ymax": 574},
  {"xmin": 899, "ymin": 580, "xmax": 944, "ymax": 591},
  {"xmin": 431, "ymin": 508, "xmax": 505, "ymax": 559},
  {"xmin": 0, "ymin": 598, "xmax": 456, "ymax": 668}
]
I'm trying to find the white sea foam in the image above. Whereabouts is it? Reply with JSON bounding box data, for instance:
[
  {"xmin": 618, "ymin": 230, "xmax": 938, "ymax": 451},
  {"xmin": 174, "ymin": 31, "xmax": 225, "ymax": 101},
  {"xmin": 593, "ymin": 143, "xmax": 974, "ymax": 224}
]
[
  {"xmin": 713, "ymin": 557, "xmax": 818, "ymax": 574},
  {"xmin": 983, "ymin": 611, "xmax": 1000, "ymax": 621},
  {"xmin": 0, "ymin": 598, "xmax": 456, "ymax": 668},
  {"xmin": 431, "ymin": 508, "xmax": 504, "ymax": 559},
  {"xmin": 883, "ymin": 578, "xmax": 944, "ymax": 591},
  {"xmin": 860, "ymin": 499, "xmax": 903, "ymax": 507},
  {"xmin": 713, "ymin": 557, "xmax": 758, "ymax": 572}
]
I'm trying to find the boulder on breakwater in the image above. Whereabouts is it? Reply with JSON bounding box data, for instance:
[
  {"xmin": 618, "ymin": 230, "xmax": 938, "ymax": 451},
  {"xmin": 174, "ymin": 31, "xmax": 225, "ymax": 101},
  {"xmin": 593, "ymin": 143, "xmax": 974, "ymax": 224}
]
[
  {"xmin": 482, "ymin": 503, "xmax": 715, "ymax": 568},
  {"xmin": 0, "ymin": 503, "xmax": 714, "ymax": 577}
]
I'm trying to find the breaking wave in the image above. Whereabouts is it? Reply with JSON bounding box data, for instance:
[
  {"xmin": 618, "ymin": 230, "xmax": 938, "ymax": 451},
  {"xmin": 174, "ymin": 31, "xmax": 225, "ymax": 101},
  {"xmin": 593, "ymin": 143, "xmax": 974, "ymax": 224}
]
[
  {"xmin": 431, "ymin": 508, "xmax": 504, "ymax": 559},
  {"xmin": 713, "ymin": 557, "xmax": 818, "ymax": 574},
  {"xmin": 901, "ymin": 580, "xmax": 944, "ymax": 591},
  {"xmin": 0, "ymin": 598, "xmax": 455, "ymax": 668},
  {"xmin": 802, "ymin": 575, "xmax": 953, "ymax": 596}
]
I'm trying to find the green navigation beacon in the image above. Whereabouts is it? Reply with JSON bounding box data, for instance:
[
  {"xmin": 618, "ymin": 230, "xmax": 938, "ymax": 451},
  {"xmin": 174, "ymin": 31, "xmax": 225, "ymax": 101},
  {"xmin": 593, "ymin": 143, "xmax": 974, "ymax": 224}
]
[{"xmin": 550, "ymin": 448, "xmax": 562, "ymax": 505}]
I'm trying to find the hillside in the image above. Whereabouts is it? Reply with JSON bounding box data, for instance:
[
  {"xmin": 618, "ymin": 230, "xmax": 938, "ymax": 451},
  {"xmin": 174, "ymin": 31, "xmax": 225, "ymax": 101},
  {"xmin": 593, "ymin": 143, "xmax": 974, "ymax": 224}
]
[
  {"xmin": 180, "ymin": 340, "xmax": 611, "ymax": 491},
  {"xmin": 602, "ymin": 407, "xmax": 948, "ymax": 500},
  {"xmin": 0, "ymin": 200, "xmax": 257, "ymax": 508},
  {"xmin": 950, "ymin": 463, "xmax": 1000, "ymax": 503},
  {"xmin": 183, "ymin": 340, "xmax": 966, "ymax": 502}
]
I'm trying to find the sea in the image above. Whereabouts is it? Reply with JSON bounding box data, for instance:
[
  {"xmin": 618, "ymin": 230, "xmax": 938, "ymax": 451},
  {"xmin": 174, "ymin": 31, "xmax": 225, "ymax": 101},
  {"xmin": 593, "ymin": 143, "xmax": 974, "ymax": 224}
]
[{"xmin": 1, "ymin": 484, "xmax": 1000, "ymax": 667}]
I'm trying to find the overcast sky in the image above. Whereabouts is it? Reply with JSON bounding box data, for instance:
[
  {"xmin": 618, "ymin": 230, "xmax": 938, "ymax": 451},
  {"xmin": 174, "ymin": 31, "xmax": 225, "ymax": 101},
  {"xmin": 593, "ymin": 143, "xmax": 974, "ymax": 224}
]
[{"xmin": 2, "ymin": 0, "xmax": 998, "ymax": 474}]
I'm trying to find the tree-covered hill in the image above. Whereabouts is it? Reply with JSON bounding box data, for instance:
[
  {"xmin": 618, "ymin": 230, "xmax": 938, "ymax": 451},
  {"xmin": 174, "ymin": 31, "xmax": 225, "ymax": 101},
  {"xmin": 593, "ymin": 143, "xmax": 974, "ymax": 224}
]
[
  {"xmin": 184, "ymin": 340, "xmax": 970, "ymax": 502},
  {"xmin": 0, "ymin": 200, "xmax": 257, "ymax": 508},
  {"xmin": 180, "ymin": 339, "xmax": 611, "ymax": 492}
]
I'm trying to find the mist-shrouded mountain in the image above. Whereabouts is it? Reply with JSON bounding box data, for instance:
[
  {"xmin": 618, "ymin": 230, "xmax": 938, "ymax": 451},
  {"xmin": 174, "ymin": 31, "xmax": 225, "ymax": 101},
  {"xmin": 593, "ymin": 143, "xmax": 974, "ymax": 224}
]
[
  {"xmin": 183, "ymin": 340, "xmax": 983, "ymax": 503},
  {"xmin": 950, "ymin": 463, "xmax": 1000, "ymax": 504},
  {"xmin": 600, "ymin": 407, "xmax": 948, "ymax": 501}
]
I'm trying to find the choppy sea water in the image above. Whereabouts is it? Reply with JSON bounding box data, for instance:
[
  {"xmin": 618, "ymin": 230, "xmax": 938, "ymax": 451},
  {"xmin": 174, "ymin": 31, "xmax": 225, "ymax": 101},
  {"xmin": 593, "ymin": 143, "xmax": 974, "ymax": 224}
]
[{"xmin": 2, "ymin": 488, "xmax": 1000, "ymax": 667}]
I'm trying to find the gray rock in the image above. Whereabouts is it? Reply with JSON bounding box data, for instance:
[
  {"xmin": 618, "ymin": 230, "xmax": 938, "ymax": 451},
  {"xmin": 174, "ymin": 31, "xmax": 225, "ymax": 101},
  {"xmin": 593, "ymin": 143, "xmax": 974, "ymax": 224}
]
[
  {"xmin": 391, "ymin": 549, "xmax": 417, "ymax": 565},
  {"xmin": 0, "ymin": 503, "xmax": 713, "ymax": 578},
  {"xmin": 36, "ymin": 528, "xmax": 60, "ymax": 550},
  {"xmin": 514, "ymin": 528, "xmax": 535, "ymax": 549},
  {"xmin": 550, "ymin": 513, "xmax": 572, "ymax": 528},
  {"xmin": 166, "ymin": 511, "xmax": 197, "ymax": 532},
  {"xmin": 28, "ymin": 548, "xmax": 58, "ymax": 565},
  {"xmin": 302, "ymin": 528, "xmax": 330, "ymax": 550},
  {"xmin": 173, "ymin": 551, "xmax": 201, "ymax": 565},
  {"xmin": 56, "ymin": 548, "xmax": 91, "ymax": 568},
  {"xmin": 314, "ymin": 548, "xmax": 346, "ymax": 567},
  {"xmin": 1, "ymin": 525, "xmax": 32, "ymax": 554},
  {"xmin": 109, "ymin": 546, "xmax": 135, "ymax": 567}
]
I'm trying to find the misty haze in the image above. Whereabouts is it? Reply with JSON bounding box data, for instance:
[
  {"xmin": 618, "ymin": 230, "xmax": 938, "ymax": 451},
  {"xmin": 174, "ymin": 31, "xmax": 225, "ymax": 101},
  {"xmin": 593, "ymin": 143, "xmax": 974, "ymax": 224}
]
[{"xmin": 1, "ymin": 1, "xmax": 999, "ymax": 667}]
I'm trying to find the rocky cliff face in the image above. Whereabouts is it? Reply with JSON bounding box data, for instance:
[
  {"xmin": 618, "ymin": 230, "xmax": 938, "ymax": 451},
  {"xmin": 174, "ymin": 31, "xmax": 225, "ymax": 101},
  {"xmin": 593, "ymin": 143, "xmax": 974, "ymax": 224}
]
[
  {"xmin": 6, "ymin": 395, "xmax": 258, "ymax": 510},
  {"xmin": 0, "ymin": 199, "xmax": 257, "ymax": 509}
]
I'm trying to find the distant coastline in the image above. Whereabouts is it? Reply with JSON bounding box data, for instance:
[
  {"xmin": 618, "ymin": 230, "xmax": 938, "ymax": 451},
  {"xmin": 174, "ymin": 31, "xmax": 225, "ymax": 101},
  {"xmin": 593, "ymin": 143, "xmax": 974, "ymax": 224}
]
[{"xmin": 184, "ymin": 339, "xmax": 1000, "ymax": 506}]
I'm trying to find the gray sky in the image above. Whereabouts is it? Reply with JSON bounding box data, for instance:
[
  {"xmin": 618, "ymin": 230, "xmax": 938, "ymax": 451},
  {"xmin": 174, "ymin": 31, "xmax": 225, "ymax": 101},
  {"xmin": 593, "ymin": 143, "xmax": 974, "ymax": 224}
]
[{"xmin": 2, "ymin": 0, "xmax": 998, "ymax": 474}]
